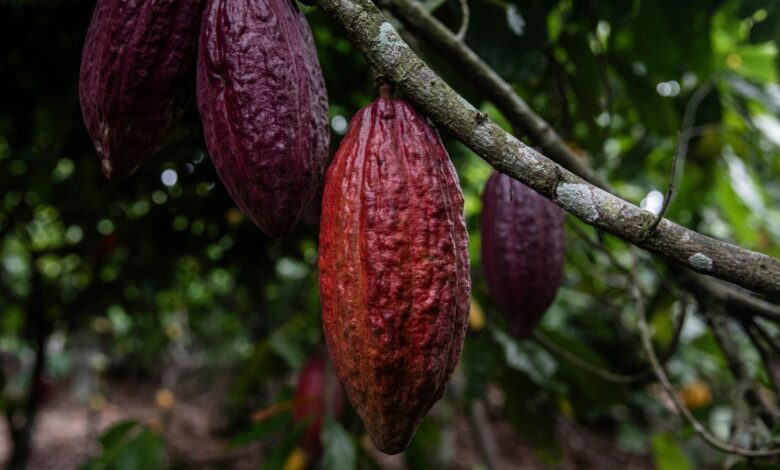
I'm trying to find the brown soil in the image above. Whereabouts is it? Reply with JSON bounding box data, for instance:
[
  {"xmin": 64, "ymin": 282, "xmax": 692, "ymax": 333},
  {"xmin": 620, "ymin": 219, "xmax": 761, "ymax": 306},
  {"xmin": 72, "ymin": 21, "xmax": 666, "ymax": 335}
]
[{"xmin": 0, "ymin": 380, "xmax": 652, "ymax": 469}]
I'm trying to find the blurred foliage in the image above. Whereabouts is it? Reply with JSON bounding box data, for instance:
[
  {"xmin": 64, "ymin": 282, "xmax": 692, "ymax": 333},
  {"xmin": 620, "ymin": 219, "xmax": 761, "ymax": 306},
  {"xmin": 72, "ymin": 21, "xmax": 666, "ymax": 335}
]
[
  {"xmin": 81, "ymin": 421, "xmax": 165, "ymax": 470},
  {"xmin": 1, "ymin": 0, "xmax": 780, "ymax": 468}
]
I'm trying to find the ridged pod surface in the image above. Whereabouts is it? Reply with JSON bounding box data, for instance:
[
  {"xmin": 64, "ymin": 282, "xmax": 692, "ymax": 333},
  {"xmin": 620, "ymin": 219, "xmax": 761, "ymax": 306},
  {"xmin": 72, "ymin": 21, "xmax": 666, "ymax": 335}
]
[
  {"xmin": 292, "ymin": 355, "xmax": 344, "ymax": 458},
  {"xmin": 197, "ymin": 0, "xmax": 329, "ymax": 236},
  {"xmin": 79, "ymin": 0, "xmax": 204, "ymax": 181},
  {"xmin": 319, "ymin": 97, "xmax": 470, "ymax": 454},
  {"xmin": 481, "ymin": 171, "xmax": 566, "ymax": 338}
]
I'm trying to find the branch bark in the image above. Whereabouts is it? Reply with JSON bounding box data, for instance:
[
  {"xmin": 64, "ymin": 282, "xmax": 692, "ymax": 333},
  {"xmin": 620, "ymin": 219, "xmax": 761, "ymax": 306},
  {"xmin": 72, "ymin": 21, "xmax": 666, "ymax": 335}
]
[{"xmin": 314, "ymin": 0, "xmax": 780, "ymax": 298}]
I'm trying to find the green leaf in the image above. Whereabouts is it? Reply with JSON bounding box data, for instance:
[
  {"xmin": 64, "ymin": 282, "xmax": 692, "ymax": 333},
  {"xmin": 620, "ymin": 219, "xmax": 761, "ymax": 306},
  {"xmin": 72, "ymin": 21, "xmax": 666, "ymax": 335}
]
[
  {"xmin": 541, "ymin": 330, "xmax": 626, "ymax": 408},
  {"xmin": 500, "ymin": 370, "xmax": 562, "ymax": 465},
  {"xmin": 262, "ymin": 419, "xmax": 309, "ymax": 470},
  {"xmin": 230, "ymin": 409, "xmax": 293, "ymax": 447},
  {"xmin": 81, "ymin": 422, "xmax": 165, "ymax": 470},
  {"xmin": 492, "ymin": 328, "xmax": 558, "ymax": 388},
  {"xmin": 269, "ymin": 328, "xmax": 305, "ymax": 369},
  {"xmin": 732, "ymin": 42, "xmax": 778, "ymax": 82},
  {"xmin": 405, "ymin": 416, "xmax": 444, "ymax": 467},
  {"xmin": 99, "ymin": 420, "xmax": 138, "ymax": 448},
  {"xmin": 321, "ymin": 420, "xmax": 356, "ymax": 470},
  {"xmin": 466, "ymin": 1, "xmax": 550, "ymax": 82},
  {"xmin": 121, "ymin": 429, "xmax": 165, "ymax": 470},
  {"xmin": 652, "ymin": 433, "xmax": 691, "ymax": 470}
]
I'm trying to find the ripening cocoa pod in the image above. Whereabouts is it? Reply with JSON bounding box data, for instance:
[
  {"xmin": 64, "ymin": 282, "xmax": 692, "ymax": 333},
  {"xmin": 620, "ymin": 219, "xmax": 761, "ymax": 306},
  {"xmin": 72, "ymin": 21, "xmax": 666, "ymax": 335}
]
[
  {"xmin": 197, "ymin": 0, "xmax": 329, "ymax": 236},
  {"xmin": 481, "ymin": 171, "xmax": 566, "ymax": 338},
  {"xmin": 79, "ymin": 0, "xmax": 204, "ymax": 181},
  {"xmin": 292, "ymin": 355, "xmax": 344, "ymax": 458},
  {"xmin": 319, "ymin": 96, "xmax": 470, "ymax": 455}
]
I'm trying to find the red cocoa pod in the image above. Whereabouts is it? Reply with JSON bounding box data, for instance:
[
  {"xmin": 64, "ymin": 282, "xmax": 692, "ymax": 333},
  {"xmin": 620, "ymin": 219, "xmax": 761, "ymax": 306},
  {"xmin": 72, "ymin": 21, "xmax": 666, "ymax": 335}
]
[
  {"xmin": 292, "ymin": 355, "xmax": 344, "ymax": 458},
  {"xmin": 319, "ymin": 97, "xmax": 470, "ymax": 454},
  {"xmin": 79, "ymin": 0, "xmax": 204, "ymax": 181},
  {"xmin": 197, "ymin": 0, "xmax": 329, "ymax": 236},
  {"xmin": 481, "ymin": 171, "xmax": 566, "ymax": 338}
]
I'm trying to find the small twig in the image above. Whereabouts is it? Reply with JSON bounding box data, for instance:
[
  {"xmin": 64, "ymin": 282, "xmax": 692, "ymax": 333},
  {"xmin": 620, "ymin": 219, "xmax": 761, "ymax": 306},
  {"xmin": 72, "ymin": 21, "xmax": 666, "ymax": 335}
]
[
  {"xmin": 753, "ymin": 319, "xmax": 780, "ymax": 353},
  {"xmin": 534, "ymin": 301, "xmax": 687, "ymax": 384},
  {"xmin": 642, "ymin": 137, "xmax": 681, "ymax": 239},
  {"xmin": 676, "ymin": 269, "xmax": 780, "ymax": 323},
  {"xmin": 470, "ymin": 399, "xmax": 501, "ymax": 470},
  {"xmin": 705, "ymin": 309, "xmax": 778, "ymax": 429},
  {"xmin": 454, "ymin": 0, "xmax": 469, "ymax": 41},
  {"xmin": 644, "ymin": 79, "xmax": 715, "ymax": 238},
  {"xmin": 742, "ymin": 320, "xmax": 780, "ymax": 404},
  {"xmin": 533, "ymin": 330, "xmax": 643, "ymax": 384},
  {"xmin": 444, "ymin": 369, "xmax": 499, "ymax": 469}
]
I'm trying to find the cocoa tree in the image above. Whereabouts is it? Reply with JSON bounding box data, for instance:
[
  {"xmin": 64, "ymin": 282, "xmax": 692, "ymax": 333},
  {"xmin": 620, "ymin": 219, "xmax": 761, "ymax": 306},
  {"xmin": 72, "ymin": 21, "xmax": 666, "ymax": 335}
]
[{"xmin": 2, "ymin": 0, "xmax": 780, "ymax": 468}]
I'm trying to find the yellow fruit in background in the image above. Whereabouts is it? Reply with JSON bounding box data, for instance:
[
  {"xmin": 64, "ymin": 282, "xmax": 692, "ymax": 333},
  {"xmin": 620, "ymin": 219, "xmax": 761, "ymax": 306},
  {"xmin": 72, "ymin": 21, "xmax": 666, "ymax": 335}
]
[
  {"xmin": 155, "ymin": 388, "xmax": 175, "ymax": 410},
  {"xmin": 225, "ymin": 207, "xmax": 244, "ymax": 227},
  {"xmin": 679, "ymin": 381, "xmax": 712, "ymax": 410},
  {"xmin": 469, "ymin": 298, "xmax": 486, "ymax": 331},
  {"xmin": 284, "ymin": 447, "xmax": 308, "ymax": 470}
]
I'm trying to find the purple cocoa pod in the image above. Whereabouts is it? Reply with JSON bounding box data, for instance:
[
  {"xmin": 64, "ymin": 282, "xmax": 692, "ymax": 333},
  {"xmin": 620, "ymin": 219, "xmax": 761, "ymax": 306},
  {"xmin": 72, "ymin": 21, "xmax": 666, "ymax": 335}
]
[
  {"xmin": 79, "ymin": 0, "xmax": 205, "ymax": 181},
  {"xmin": 196, "ymin": 0, "xmax": 330, "ymax": 236},
  {"xmin": 481, "ymin": 171, "xmax": 566, "ymax": 338}
]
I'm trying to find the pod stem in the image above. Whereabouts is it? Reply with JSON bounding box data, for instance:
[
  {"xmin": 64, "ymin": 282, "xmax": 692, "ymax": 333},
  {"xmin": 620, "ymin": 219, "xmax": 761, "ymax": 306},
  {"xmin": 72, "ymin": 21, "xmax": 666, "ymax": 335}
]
[{"xmin": 374, "ymin": 74, "xmax": 395, "ymax": 98}]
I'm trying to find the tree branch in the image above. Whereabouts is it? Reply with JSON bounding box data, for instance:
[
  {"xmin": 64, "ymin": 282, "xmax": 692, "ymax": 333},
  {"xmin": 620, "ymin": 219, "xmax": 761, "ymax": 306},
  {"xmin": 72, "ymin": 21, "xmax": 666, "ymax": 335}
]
[
  {"xmin": 375, "ymin": 0, "xmax": 780, "ymax": 325},
  {"xmin": 314, "ymin": 0, "xmax": 780, "ymax": 297}
]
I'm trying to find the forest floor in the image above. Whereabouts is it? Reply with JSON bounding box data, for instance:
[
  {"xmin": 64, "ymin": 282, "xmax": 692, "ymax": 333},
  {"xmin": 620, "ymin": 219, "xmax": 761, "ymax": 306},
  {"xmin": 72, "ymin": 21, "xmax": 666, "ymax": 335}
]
[{"xmin": 0, "ymin": 379, "xmax": 653, "ymax": 469}]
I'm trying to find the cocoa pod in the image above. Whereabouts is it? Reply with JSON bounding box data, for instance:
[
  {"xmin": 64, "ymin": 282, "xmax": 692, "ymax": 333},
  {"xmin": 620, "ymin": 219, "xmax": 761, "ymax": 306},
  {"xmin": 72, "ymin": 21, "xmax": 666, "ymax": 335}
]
[
  {"xmin": 197, "ymin": 0, "xmax": 329, "ymax": 236},
  {"xmin": 319, "ymin": 97, "xmax": 470, "ymax": 454},
  {"xmin": 481, "ymin": 171, "xmax": 565, "ymax": 338},
  {"xmin": 292, "ymin": 355, "xmax": 344, "ymax": 458},
  {"xmin": 79, "ymin": 0, "xmax": 204, "ymax": 181}
]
